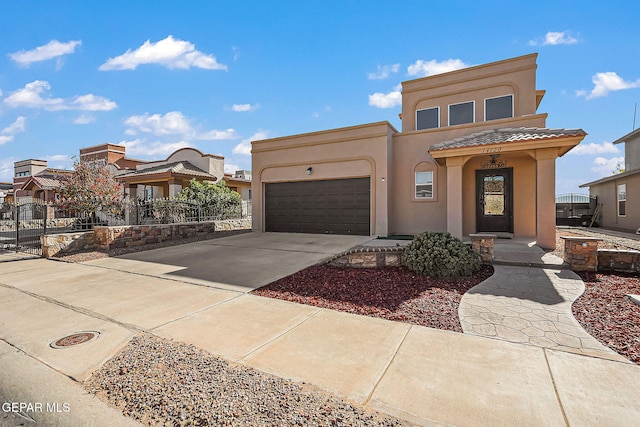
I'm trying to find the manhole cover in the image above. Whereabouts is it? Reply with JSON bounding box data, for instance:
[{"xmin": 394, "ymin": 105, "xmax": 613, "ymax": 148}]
[{"xmin": 50, "ymin": 331, "xmax": 100, "ymax": 349}]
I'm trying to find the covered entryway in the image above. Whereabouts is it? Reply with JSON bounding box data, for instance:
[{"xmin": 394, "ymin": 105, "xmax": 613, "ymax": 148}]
[
  {"xmin": 265, "ymin": 178, "xmax": 370, "ymax": 235},
  {"xmin": 476, "ymin": 168, "xmax": 513, "ymax": 233}
]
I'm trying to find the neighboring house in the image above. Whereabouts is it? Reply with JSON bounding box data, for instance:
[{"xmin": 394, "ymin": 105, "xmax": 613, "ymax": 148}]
[
  {"xmin": 224, "ymin": 170, "xmax": 252, "ymax": 202},
  {"xmin": 12, "ymin": 159, "xmax": 73, "ymax": 202},
  {"xmin": 580, "ymin": 127, "xmax": 640, "ymax": 232},
  {"xmin": 11, "ymin": 143, "xmax": 252, "ymax": 203},
  {"xmin": 251, "ymin": 53, "xmax": 586, "ymax": 249},
  {"xmin": 117, "ymin": 147, "xmax": 226, "ymax": 200},
  {"xmin": 0, "ymin": 182, "xmax": 12, "ymax": 203}
]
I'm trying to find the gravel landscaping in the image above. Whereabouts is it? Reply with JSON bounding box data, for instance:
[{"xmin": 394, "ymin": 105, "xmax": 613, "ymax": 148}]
[
  {"xmin": 85, "ymin": 334, "xmax": 408, "ymax": 427},
  {"xmin": 251, "ymin": 264, "xmax": 494, "ymax": 333},
  {"xmin": 572, "ymin": 271, "xmax": 640, "ymax": 364}
]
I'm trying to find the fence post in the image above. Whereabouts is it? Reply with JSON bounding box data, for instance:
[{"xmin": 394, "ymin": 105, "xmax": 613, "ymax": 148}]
[
  {"xmin": 15, "ymin": 203, "xmax": 19, "ymax": 252},
  {"xmin": 43, "ymin": 202, "xmax": 48, "ymax": 235}
]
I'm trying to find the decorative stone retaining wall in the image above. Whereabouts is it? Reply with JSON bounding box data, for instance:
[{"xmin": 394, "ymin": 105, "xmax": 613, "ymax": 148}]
[
  {"xmin": 469, "ymin": 234, "xmax": 495, "ymax": 262},
  {"xmin": 597, "ymin": 249, "xmax": 640, "ymax": 273},
  {"xmin": 561, "ymin": 236, "xmax": 601, "ymax": 271},
  {"xmin": 327, "ymin": 247, "xmax": 403, "ymax": 268},
  {"xmin": 41, "ymin": 231, "xmax": 95, "ymax": 258},
  {"xmin": 41, "ymin": 219, "xmax": 251, "ymax": 257},
  {"xmin": 561, "ymin": 236, "xmax": 640, "ymax": 272}
]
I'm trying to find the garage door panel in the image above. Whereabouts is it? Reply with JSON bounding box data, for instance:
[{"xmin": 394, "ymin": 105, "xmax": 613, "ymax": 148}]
[{"xmin": 265, "ymin": 178, "xmax": 370, "ymax": 235}]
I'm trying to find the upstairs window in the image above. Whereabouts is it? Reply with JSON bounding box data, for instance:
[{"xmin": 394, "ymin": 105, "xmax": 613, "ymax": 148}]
[
  {"xmin": 485, "ymin": 95, "xmax": 513, "ymax": 121},
  {"xmin": 449, "ymin": 101, "xmax": 474, "ymax": 126},
  {"xmin": 415, "ymin": 171, "xmax": 434, "ymax": 199},
  {"xmin": 416, "ymin": 107, "xmax": 439, "ymax": 130},
  {"xmin": 618, "ymin": 184, "xmax": 626, "ymax": 217}
]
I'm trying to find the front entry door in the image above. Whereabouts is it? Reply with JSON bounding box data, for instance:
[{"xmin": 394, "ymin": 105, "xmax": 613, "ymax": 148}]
[{"xmin": 476, "ymin": 168, "xmax": 513, "ymax": 233}]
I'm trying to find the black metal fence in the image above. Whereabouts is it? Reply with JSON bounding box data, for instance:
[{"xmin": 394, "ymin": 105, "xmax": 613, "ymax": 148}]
[
  {"xmin": 1, "ymin": 198, "xmax": 251, "ymax": 255},
  {"xmin": 556, "ymin": 193, "xmax": 598, "ymax": 226},
  {"xmin": 1, "ymin": 200, "xmax": 47, "ymax": 255},
  {"xmin": 134, "ymin": 198, "xmax": 251, "ymax": 225}
]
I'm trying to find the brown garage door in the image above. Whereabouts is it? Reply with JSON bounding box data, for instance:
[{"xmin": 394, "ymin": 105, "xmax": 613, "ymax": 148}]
[{"xmin": 265, "ymin": 178, "xmax": 370, "ymax": 235}]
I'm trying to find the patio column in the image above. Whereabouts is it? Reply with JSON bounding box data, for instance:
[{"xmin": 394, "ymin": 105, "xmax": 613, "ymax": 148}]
[
  {"xmin": 446, "ymin": 156, "xmax": 464, "ymax": 239},
  {"xmin": 536, "ymin": 148, "xmax": 557, "ymax": 249},
  {"xmin": 168, "ymin": 179, "xmax": 182, "ymax": 198}
]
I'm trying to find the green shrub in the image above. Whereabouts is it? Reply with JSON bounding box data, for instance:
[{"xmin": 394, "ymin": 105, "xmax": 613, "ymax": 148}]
[{"xmin": 400, "ymin": 231, "xmax": 480, "ymax": 278}]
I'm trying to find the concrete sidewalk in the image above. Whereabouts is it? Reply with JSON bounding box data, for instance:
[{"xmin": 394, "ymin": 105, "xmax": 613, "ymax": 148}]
[{"xmin": 0, "ymin": 235, "xmax": 639, "ymax": 425}]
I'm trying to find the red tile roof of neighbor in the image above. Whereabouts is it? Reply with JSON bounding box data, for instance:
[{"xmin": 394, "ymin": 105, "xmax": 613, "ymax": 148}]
[
  {"xmin": 118, "ymin": 161, "xmax": 214, "ymax": 179},
  {"xmin": 429, "ymin": 127, "xmax": 587, "ymax": 152}
]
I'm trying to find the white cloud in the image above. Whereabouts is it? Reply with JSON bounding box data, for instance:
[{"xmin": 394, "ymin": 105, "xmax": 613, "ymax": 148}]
[
  {"xmin": 2, "ymin": 116, "xmax": 26, "ymax": 134},
  {"xmin": 570, "ymin": 141, "xmax": 619, "ymax": 155},
  {"xmin": 4, "ymin": 80, "xmax": 116, "ymax": 111},
  {"xmin": 119, "ymin": 139, "xmax": 193, "ymax": 157},
  {"xmin": 8, "ymin": 40, "xmax": 81, "ymax": 67},
  {"xmin": 44, "ymin": 154, "xmax": 73, "ymax": 170},
  {"xmin": 368, "ymin": 84, "xmax": 402, "ymax": 109},
  {"xmin": 99, "ymin": 35, "xmax": 227, "ymax": 71},
  {"xmin": 231, "ymin": 103, "xmax": 259, "ymax": 112},
  {"xmin": 233, "ymin": 130, "xmax": 269, "ymax": 155},
  {"xmin": 368, "ymin": 63, "xmax": 400, "ymax": 80},
  {"xmin": 591, "ymin": 156, "xmax": 625, "ymax": 176},
  {"xmin": 124, "ymin": 111, "xmax": 193, "ymax": 136},
  {"xmin": 578, "ymin": 72, "xmax": 640, "ymax": 99},
  {"xmin": 74, "ymin": 113, "xmax": 95, "ymax": 124},
  {"xmin": 224, "ymin": 163, "xmax": 240, "ymax": 174},
  {"xmin": 0, "ymin": 116, "xmax": 27, "ymax": 145},
  {"xmin": 407, "ymin": 59, "xmax": 469, "ymax": 77},
  {"xmin": 529, "ymin": 31, "xmax": 578, "ymax": 46},
  {"xmin": 124, "ymin": 111, "xmax": 237, "ymax": 141},
  {"xmin": 0, "ymin": 157, "xmax": 17, "ymax": 181}
]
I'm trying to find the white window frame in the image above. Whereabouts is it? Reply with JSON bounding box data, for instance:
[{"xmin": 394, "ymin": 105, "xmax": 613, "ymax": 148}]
[
  {"xmin": 415, "ymin": 171, "xmax": 434, "ymax": 199},
  {"xmin": 415, "ymin": 107, "xmax": 440, "ymax": 131},
  {"xmin": 618, "ymin": 184, "xmax": 626, "ymax": 217},
  {"xmin": 448, "ymin": 101, "xmax": 475, "ymax": 126},
  {"xmin": 484, "ymin": 94, "xmax": 514, "ymax": 121}
]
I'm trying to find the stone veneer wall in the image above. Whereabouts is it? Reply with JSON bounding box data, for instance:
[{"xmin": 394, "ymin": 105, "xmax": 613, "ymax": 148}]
[
  {"xmin": 597, "ymin": 249, "xmax": 640, "ymax": 273},
  {"xmin": 561, "ymin": 236, "xmax": 640, "ymax": 273},
  {"xmin": 41, "ymin": 219, "xmax": 251, "ymax": 257},
  {"xmin": 327, "ymin": 247, "xmax": 403, "ymax": 268},
  {"xmin": 41, "ymin": 231, "xmax": 95, "ymax": 258}
]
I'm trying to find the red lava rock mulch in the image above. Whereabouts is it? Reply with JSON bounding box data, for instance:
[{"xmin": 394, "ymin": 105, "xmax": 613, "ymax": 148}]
[
  {"xmin": 251, "ymin": 264, "xmax": 494, "ymax": 333},
  {"xmin": 572, "ymin": 271, "xmax": 640, "ymax": 364}
]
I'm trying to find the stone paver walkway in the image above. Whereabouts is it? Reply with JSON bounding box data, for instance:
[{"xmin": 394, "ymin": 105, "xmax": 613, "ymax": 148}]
[{"xmin": 459, "ymin": 264, "xmax": 629, "ymax": 362}]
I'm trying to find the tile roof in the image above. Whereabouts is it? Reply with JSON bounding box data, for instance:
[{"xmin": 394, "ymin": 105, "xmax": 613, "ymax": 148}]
[
  {"xmin": 429, "ymin": 127, "xmax": 587, "ymax": 152},
  {"xmin": 22, "ymin": 176, "xmax": 65, "ymax": 189},
  {"xmin": 118, "ymin": 161, "xmax": 214, "ymax": 179}
]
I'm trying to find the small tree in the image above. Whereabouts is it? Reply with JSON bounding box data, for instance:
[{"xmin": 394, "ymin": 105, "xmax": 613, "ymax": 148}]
[
  {"xmin": 58, "ymin": 160, "xmax": 125, "ymax": 224},
  {"xmin": 177, "ymin": 179, "xmax": 241, "ymax": 219}
]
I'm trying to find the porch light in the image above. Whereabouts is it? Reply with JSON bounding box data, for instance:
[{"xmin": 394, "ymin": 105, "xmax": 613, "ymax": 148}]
[{"xmin": 306, "ymin": 167, "xmax": 313, "ymax": 175}]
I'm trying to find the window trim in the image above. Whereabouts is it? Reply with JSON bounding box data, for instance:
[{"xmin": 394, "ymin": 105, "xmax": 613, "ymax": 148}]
[
  {"xmin": 415, "ymin": 106, "xmax": 440, "ymax": 131},
  {"xmin": 448, "ymin": 100, "xmax": 475, "ymax": 126},
  {"xmin": 415, "ymin": 171, "xmax": 434, "ymax": 199},
  {"xmin": 617, "ymin": 183, "xmax": 626, "ymax": 217},
  {"xmin": 412, "ymin": 163, "xmax": 438, "ymax": 202},
  {"xmin": 484, "ymin": 94, "xmax": 514, "ymax": 121}
]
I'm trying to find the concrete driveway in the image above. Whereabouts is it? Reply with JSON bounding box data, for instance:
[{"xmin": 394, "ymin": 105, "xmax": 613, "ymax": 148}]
[{"xmin": 83, "ymin": 232, "xmax": 371, "ymax": 292}]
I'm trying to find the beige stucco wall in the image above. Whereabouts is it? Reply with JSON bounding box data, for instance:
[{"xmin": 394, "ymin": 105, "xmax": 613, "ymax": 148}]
[
  {"xmin": 252, "ymin": 122, "xmax": 395, "ymax": 235},
  {"xmin": 624, "ymin": 133, "xmax": 640, "ymax": 172},
  {"xmin": 251, "ymin": 53, "xmax": 577, "ymax": 247},
  {"xmin": 401, "ymin": 54, "xmax": 539, "ymax": 132},
  {"xmin": 589, "ymin": 172, "xmax": 640, "ymax": 232},
  {"xmin": 389, "ymin": 114, "xmax": 546, "ymax": 236}
]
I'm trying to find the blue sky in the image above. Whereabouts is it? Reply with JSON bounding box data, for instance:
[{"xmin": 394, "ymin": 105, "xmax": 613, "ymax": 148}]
[{"xmin": 1, "ymin": 1, "xmax": 639, "ymax": 195}]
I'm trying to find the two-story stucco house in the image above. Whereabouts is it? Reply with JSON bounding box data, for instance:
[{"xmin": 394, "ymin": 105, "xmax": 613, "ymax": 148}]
[
  {"xmin": 251, "ymin": 53, "xmax": 586, "ymax": 249},
  {"xmin": 580, "ymin": 127, "xmax": 640, "ymax": 232}
]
